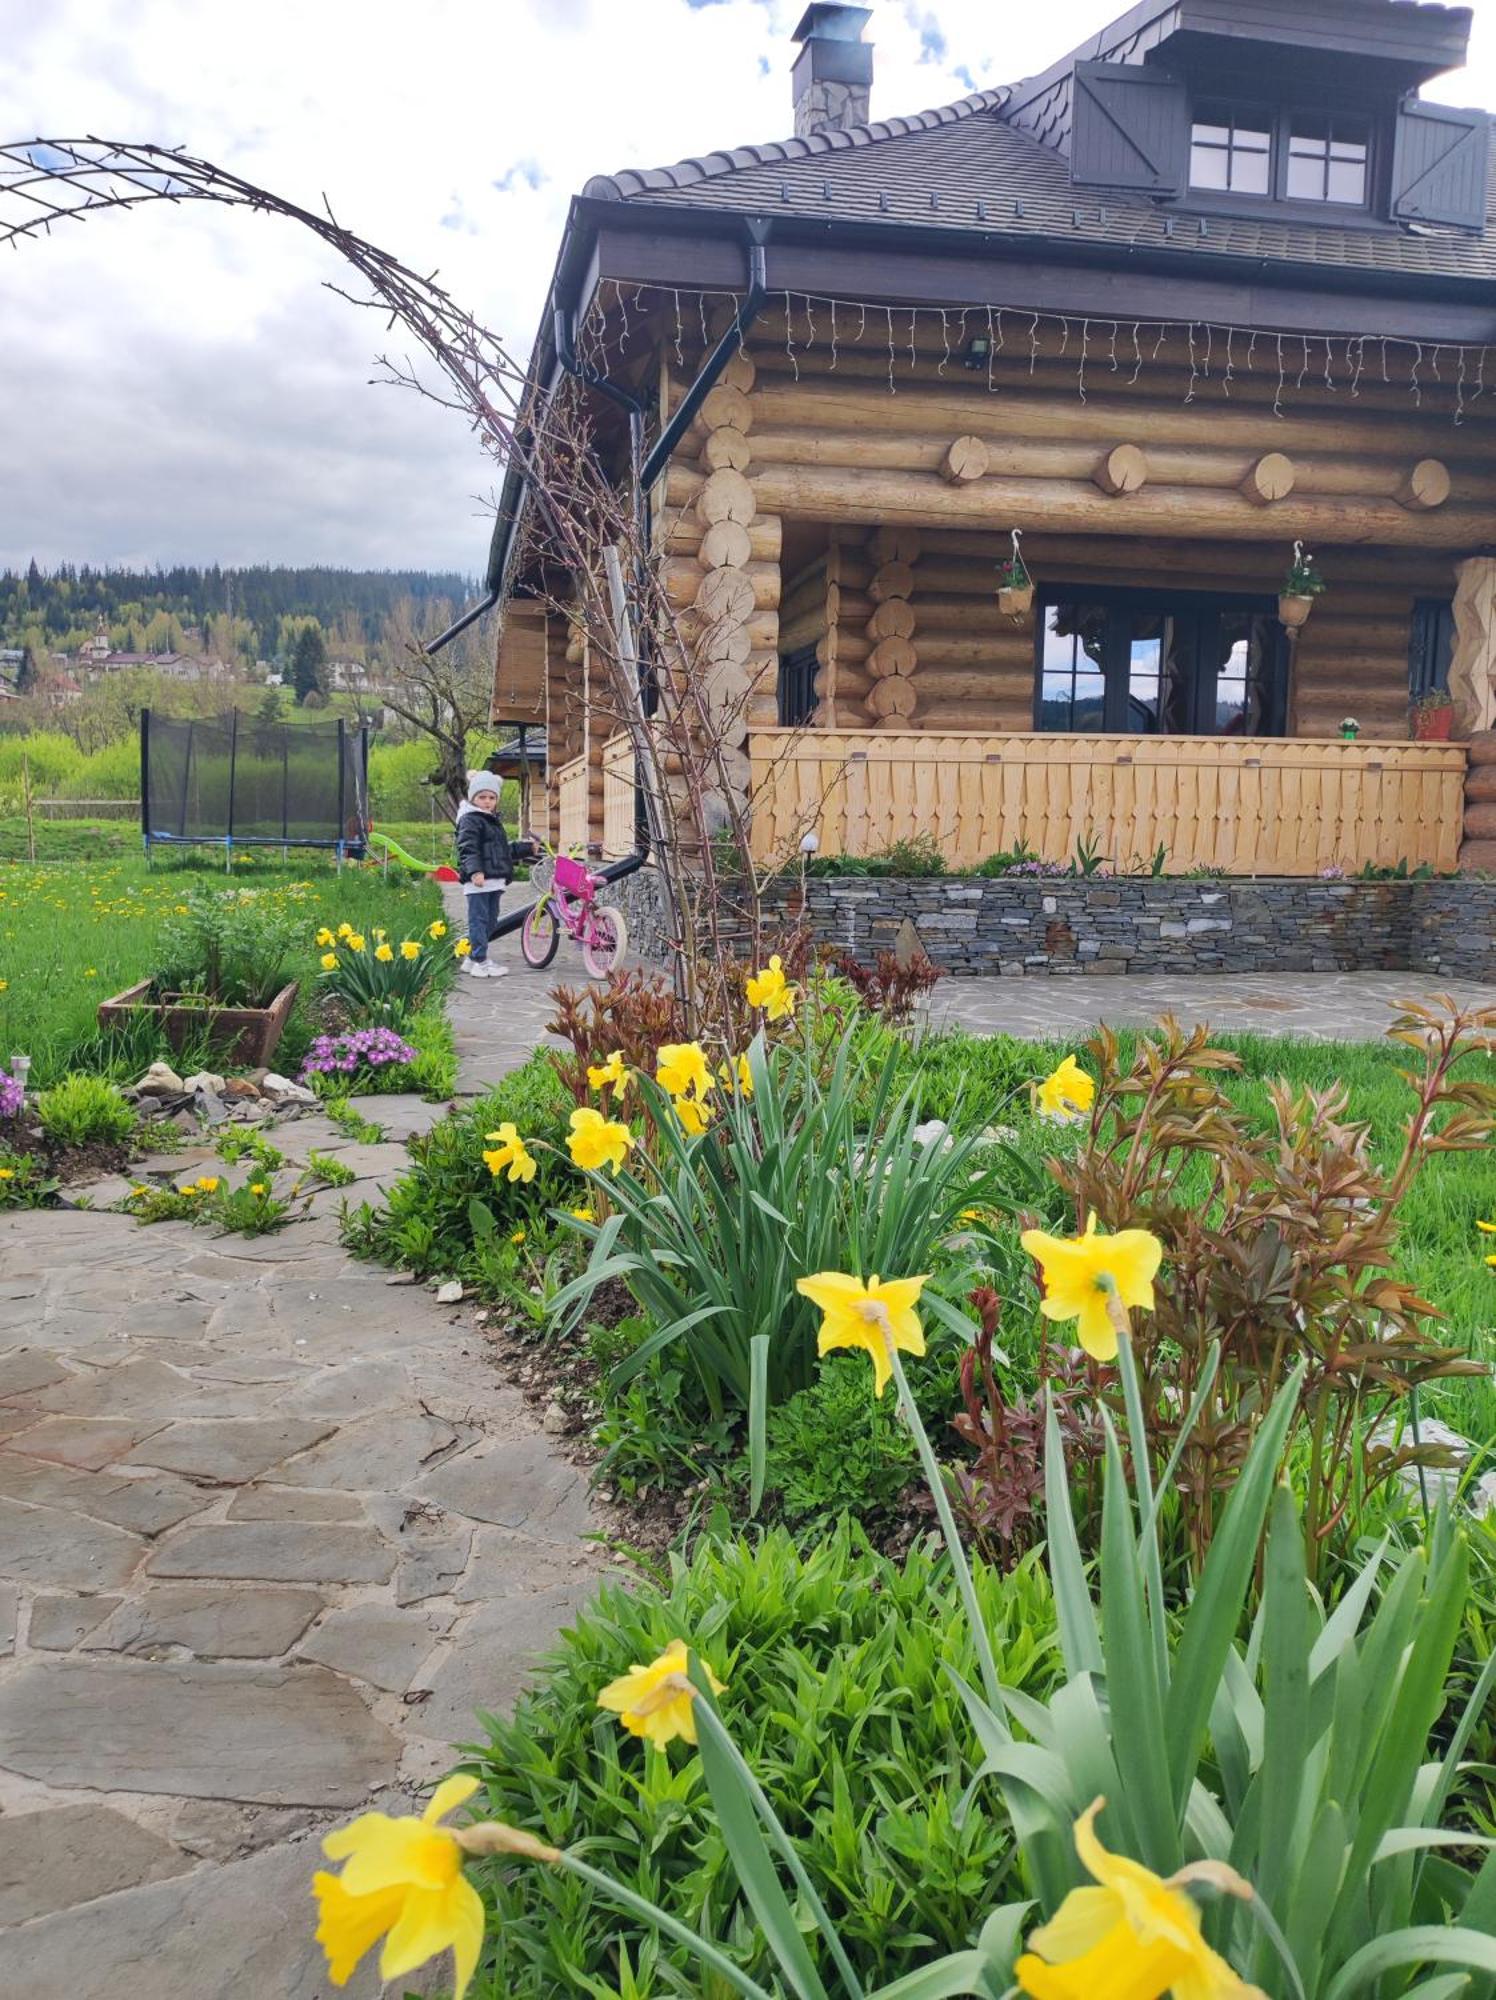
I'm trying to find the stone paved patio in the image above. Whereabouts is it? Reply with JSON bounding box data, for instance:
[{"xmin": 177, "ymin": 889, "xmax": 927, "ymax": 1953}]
[
  {"xmin": 0, "ymin": 925, "xmax": 606, "ymax": 1996},
  {"xmin": 924, "ymin": 970, "xmax": 1496, "ymax": 1043}
]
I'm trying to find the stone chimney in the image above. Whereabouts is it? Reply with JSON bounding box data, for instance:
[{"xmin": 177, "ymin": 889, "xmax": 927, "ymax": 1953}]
[{"xmin": 791, "ymin": 5, "xmax": 873, "ymax": 139}]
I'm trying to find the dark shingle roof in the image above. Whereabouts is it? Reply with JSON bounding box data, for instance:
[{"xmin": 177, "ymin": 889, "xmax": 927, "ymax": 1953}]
[{"xmin": 586, "ymin": 94, "xmax": 1496, "ymax": 286}]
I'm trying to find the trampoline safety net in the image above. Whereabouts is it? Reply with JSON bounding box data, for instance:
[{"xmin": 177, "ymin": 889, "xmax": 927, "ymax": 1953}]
[{"xmin": 141, "ymin": 711, "xmax": 370, "ymax": 852}]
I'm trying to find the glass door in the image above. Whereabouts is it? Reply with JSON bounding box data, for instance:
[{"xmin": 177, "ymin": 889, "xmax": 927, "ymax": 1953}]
[{"xmin": 1034, "ymin": 590, "xmax": 1285, "ymax": 736}]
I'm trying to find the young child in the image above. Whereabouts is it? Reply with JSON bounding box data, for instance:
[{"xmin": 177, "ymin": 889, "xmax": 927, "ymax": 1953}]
[{"xmin": 455, "ymin": 769, "xmax": 514, "ymax": 979}]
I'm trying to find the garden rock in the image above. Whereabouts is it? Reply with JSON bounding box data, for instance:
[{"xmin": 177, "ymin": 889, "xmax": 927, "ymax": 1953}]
[
  {"xmin": 181, "ymin": 1071, "xmax": 226, "ymax": 1097},
  {"xmin": 434, "ymin": 1280, "xmax": 464, "ymax": 1304},
  {"xmin": 134, "ymin": 1061, "xmax": 186, "ymax": 1099},
  {"xmin": 192, "ymin": 1087, "xmax": 230, "ymax": 1126},
  {"xmin": 260, "ymin": 1074, "xmax": 316, "ymax": 1108}
]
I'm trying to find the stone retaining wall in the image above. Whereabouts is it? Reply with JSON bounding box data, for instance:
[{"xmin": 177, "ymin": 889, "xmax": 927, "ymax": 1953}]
[
  {"xmin": 1409, "ymin": 878, "xmax": 1496, "ymax": 981},
  {"xmin": 761, "ymin": 874, "xmax": 1496, "ymax": 979},
  {"xmin": 608, "ymin": 864, "xmax": 1495, "ymax": 978}
]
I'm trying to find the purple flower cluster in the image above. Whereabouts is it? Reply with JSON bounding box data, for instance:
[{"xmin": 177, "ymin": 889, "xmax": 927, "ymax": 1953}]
[
  {"xmin": 0, "ymin": 1070, "xmax": 23, "ymax": 1119},
  {"xmin": 301, "ymin": 1027, "xmax": 417, "ymax": 1080}
]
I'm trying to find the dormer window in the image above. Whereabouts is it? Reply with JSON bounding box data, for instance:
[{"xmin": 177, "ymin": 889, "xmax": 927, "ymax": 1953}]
[
  {"xmin": 1189, "ymin": 106, "xmax": 1270, "ymax": 195},
  {"xmin": 1286, "ymin": 113, "xmax": 1370, "ymax": 204},
  {"xmin": 1187, "ymin": 103, "xmax": 1371, "ymax": 207}
]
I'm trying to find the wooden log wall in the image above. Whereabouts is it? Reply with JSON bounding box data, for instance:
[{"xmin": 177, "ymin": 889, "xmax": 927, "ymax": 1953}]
[
  {"xmin": 650, "ymin": 348, "xmax": 782, "ymax": 826},
  {"xmin": 654, "ymin": 317, "xmax": 1496, "ymax": 746}
]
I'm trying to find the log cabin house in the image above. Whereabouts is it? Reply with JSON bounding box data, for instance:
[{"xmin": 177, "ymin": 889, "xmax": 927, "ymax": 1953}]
[{"xmin": 489, "ymin": 0, "xmax": 1496, "ymax": 882}]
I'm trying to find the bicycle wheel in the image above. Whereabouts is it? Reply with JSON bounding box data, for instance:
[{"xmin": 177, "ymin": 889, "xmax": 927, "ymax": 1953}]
[
  {"xmin": 520, "ymin": 897, "xmax": 561, "ymax": 968},
  {"xmin": 582, "ymin": 903, "xmax": 628, "ymax": 979}
]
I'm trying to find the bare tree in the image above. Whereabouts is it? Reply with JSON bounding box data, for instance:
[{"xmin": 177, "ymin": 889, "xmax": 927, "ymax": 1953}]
[
  {"xmin": 0, "ymin": 138, "xmax": 769, "ymax": 1024},
  {"xmin": 379, "ymin": 596, "xmax": 495, "ymax": 816}
]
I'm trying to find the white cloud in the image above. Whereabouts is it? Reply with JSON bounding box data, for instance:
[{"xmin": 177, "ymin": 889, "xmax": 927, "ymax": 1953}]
[{"xmin": 1, "ymin": 0, "xmax": 1491, "ymax": 575}]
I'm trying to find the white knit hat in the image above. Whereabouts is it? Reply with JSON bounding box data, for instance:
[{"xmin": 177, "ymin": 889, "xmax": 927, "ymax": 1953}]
[{"xmin": 466, "ymin": 768, "xmax": 500, "ymax": 804}]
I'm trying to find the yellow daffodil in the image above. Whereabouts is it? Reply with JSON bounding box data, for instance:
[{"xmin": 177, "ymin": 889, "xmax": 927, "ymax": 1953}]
[
  {"xmin": 347, "ymin": 933, "xmax": 366, "ymax": 953},
  {"xmin": 1020, "ymin": 1212, "xmax": 1163, "ymax": 1364},
  {"xmin": 313, "ymin": 1775, "xmax": 489, "ymax": 1997},
  {"xmin": 656, "ymin": 1041, "xmax": 713, "ymax": 1101},
  {"xmin": 482, "ymin": 1122, "xmax": 537, "ymax": 1184},
  {"xmin": 1034, "ymin": 1054, "xmax": 1096, "ymax": 1126},
  {"xmin": 320, "ymin": 951, "xmax": 339, "ymax": 971},
  {"xmin": 672, "ymin": 1092, "xmax": 714, "ymax": 1137},
  {"xmin": 337, "ymin": 922, "xmax": 354, "ymax": 938},
  {"xmin": 569, "ymin": 1206, "xmax": 595, "ymax": 1223},
  {"xmin": 400, "ymin": 940, "xmax": 421, "ymax": 961},
  {"xmin": 587, "ymin": 1050, "xmax": 630, "ymax": 1098},
  {"xmin": 795, "ymin": 1270, "xmax": 928, "ymax": 1398},
  {"xmin": 597, "ymin": 1638, "xmax": 726, "ymax": 1749},
  {"xmin": 315, "ymin": 927, "xmax": 335, "ymax": 947},
  {"xmin": 375, "ymin": 942, "xmax": 395, "ymax": 963},
  {"xmin": 1016, "ymin": 1798, "xmax": 1262, "ymax": 2000},
  {"xmin": 719, "ymin": 1054, "xmax": 753, "ymax": 1097},
  {"xmin": 373, "ymin": 928, "xmax": 387, "ymax": 942},
  {"xmin": 568, "ymin": 1107, "xmax": 635, "ymax": 1174},
  {"xmin": 745, "ymin": 953, "xmax": 796, "ymax": 1020},
  {"xmin": 429, "ymin": 920, "xmax": 448, "ymax": 939},
  {"xmin": 453, "ymin": 938, "xmax": 471, "ymax": 959}
]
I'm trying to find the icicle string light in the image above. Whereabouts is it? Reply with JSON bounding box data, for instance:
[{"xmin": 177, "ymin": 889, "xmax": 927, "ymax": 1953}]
[{"xmin": 581, "ymin": 284, "xmax": 1495, "ymax": 426}]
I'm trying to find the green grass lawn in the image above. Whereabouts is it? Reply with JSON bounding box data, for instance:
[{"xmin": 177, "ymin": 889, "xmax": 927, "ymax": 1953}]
[
  {"xmin": 0, "ymin": 848, "xmax": 448, "ymax": 1085},
  {"xmin": 906, "ymin": 1023, "xmax": 1496, "ymax": 1441}
]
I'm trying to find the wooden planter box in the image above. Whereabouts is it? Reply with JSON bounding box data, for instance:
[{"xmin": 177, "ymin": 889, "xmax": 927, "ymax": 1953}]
[{"xmin": 97, "ymin": 979, "xmax": 299, "ymax": 1068}]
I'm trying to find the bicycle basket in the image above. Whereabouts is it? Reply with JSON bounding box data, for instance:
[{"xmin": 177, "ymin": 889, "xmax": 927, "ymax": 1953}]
[{"xmin": 527, "ymin": 852, "xmax": 554, "ymax": 896}]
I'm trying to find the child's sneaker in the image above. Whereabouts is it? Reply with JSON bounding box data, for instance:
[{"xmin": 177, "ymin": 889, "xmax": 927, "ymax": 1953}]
[
  {"xmin": 461, "ymin": 957, "xmax": 486, "ymax": 977},
  {"xmin": 478, "ymin": 961, "xmax": 508, "ymax": 979}
]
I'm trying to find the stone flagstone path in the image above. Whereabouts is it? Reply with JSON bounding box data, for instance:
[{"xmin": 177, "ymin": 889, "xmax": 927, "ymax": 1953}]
[{"xmin": 0, "ymin": 914, "xmax": 604, "ymax": 1997}]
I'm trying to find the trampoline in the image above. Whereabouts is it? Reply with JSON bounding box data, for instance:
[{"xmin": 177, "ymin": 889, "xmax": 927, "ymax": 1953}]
[{"xmin": 141, "ymin": 709, "xmax": 371, "ymax": 864}]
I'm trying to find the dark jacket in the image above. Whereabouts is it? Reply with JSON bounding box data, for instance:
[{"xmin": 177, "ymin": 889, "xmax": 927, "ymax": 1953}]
[{"xmin": 455, "ymin": 807, "xmax": 514, "ymax": 886}]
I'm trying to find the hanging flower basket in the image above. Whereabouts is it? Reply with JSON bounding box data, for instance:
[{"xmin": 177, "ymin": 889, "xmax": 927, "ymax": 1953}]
[
  {"xmin": 998, "ymin": 580, "xmax": 1035, "ymax": 619},
  {"xmin": 1279, "ymin": 543, "xmax": 1325, "ymax": 631}
]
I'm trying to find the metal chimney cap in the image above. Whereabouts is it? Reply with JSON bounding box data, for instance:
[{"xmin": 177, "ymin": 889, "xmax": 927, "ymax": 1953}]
[{"xmin": 792, "ymin": 4, "xmax": 872, "ymax": 44}]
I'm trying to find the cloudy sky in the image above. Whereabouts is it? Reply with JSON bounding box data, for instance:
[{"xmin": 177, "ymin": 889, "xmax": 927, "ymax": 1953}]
[{"xmin": 2, "ymin": 0, "xmax": 1493, "ymax": 581}]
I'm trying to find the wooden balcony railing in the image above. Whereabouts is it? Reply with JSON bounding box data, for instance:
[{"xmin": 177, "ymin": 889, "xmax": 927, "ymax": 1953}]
[
  {"xmin": 748, "ymin": 730, "xmax": 1468, "ymax": 876},
  {"xmin": 556, "ymin": 752, "xmax": 589, "ymax": 854}
]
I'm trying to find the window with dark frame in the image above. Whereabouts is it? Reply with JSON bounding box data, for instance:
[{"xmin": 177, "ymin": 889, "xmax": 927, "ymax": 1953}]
[
  {"xmin": 1035, "ymin": 591, "xmax": 1287, "ymax": 738},
  {"xmin": 1408, "ymin": 599, "xmax": 1454, "ymax": 701},
  {"xmin": 1187, "ymin": 102, "xmax": 1372, "ymax": 208},
  {"xmin": 1189, "ymin": 103, "xmax": 1271, "ymax": 194},
  {"xmin": 776, "ymin": 644, "xmax": 819, "ymax": 727},
  {"xmin": 1286, "ymin": 111, "xmax": 1370, "ymax": 204}
]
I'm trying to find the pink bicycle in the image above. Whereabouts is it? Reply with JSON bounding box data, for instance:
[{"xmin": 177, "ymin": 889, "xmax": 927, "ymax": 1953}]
[{"xmin": 519, "ymin": 849, "xmax": 629, "ymax": 977}]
